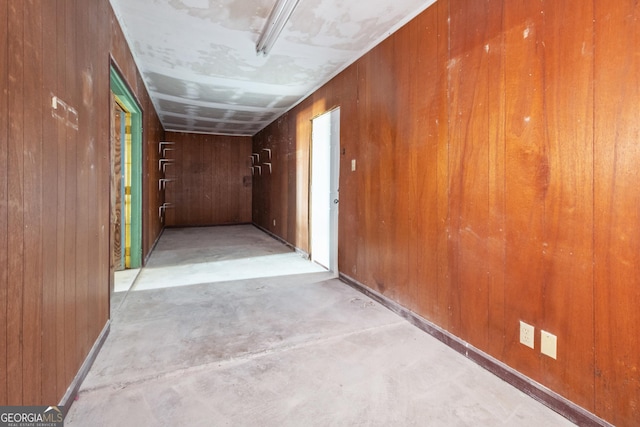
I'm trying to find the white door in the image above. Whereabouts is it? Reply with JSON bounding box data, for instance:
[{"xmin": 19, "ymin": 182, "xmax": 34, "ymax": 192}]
[{"xmin": 311, "ymin": 108, "xmax": 340, "ymax": 275}]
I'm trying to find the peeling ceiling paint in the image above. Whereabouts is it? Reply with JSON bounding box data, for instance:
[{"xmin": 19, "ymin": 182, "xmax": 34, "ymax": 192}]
[{"xmin": 109, "ymin": 0, "xmax": 436, "ymax": 136}]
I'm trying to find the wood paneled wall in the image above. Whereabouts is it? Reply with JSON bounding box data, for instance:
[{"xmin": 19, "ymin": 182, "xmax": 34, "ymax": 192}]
[
  {"xmin": 252, "ymin": 0, "xmax": 640, "ymax": 424},
  {"xmin": 594, "ymin": 1, "xmax": 640, "ymax": 423},
  {"xmin": 165, "ymin": 132, "xmax": 252, "ymax": 227},
  {"xmin": 110, "ymin": 10, "xmax": 165, "ymax": 260},
  {"xmin": 0, "ymin": 0, "xmax": 164, "ymax": 406}
]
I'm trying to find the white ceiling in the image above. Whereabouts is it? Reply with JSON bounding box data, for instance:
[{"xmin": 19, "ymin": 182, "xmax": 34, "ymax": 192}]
[{"xmin": 109, "ymin": 0, "xmax": 436, "ymax": 136}]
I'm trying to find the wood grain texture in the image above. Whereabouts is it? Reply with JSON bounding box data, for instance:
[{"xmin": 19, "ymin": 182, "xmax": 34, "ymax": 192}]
[
  {"xmin": 2, "ymin": 0, "xmax": 633, "ymax": 420},
  {"xmin": 112, "ymin": 103, "xmax": 123, "ymax": 270},
  {"xmin": 503, "ymin": 0, "xmax": 595, "ymax": 409},
  {"xmin": 333, "ymin": 66, "xmax": 358, "ymax": 279},
  {"xmin": 141, "ymin": 85, "xmax": 164, "ymax": 259},
  {"xmin": 165, "ymin": 132, "xmax": 252, "ymax": 227},
  {"xmin": 434, "ymin": 0, "xmax": 451, "ymax": 330},
  {"xmin": 484, "ymin": 0, "xmax": 506, "ymax": 361},
  {"xmin": 448, "ymin": 0, "xmax": 505, "ymax": 354},
  {"xmin": 96, "ymin": 0, "xmax": 111, "ymax": 329},
  {"xmin": 1, "ymin": 0, "xmax": 164, "ymax": 406},
  {"xmin": 503, "ymin": 0, "xmax": 546, "ymax": 377},
  {"xmin": 402, "ymin": 2, "xmax": 441, "ymax": 322},
  {"xmin": 594, "ymin": 0, "xmax": 640, "ymax": 424},
  {"xmin": 0, "ymin": 0, "xmax": 8, "ymax": 405},
  {"xmin": 22, "ymin": 0, "xmax": 44, "ymax": 404},
  {"xmin": 7, "ymin": 0, "xmax": 25, "ymax": 404},
  {"xmin": 62, "ymin": 0, "xmax": 79, "ymax": 387},
  {"xmin": 251, "ymin": 0, "xmax": 634, "ymax": 423},
  {"xmin": 358, "ymin": 37, "xmax": 398, "ymax": 300},
  {"xmin": 54, "ymin": 0, "xmax": 68, "ymax": 399},
  {"xmin": 538, "ymin": 0, "xmax": 594, "ymax": 409},
  {"xmin": 75, "ymin": 0, "xmax": 91, "ymax": 368},
  {"xmin": 393, "ymin": 9, "xmax": 443, "ymax": 313},
  {"xmin": 40, "ymin": 0, "xmax": 59, "ymax": 404}
]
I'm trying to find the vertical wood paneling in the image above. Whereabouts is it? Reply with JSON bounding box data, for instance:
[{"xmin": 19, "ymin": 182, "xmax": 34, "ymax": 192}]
[
  {"xmin": 334, "ymin": 67, "xmax": 359, "ymax": 279},
  {"xmin": 393, "ymin": 10, "xmax": 441, "ymax": 312},
  {"xmin": 88, "ymin": 0, "xmax": 104, "ymax": 356},
  {"xmin": 277, "ymin": 118, "xmax": 289, "ymax": 239},
  {"xmin": 2, "ymin": 0, "xmax": 164, "ymax": 406},
  {"xmin": 448, "ymin": 0, "xmax": 502, "ymax": 351},
  {"xmin": 282, "ymin": 117, "xmax": 293, "ymax": 244},
  {"xmin": 251, "ymin": 133, "xmax": 262, "ymax": 227},
  {"xmin": 258, "ymin": 117, "xmax": 278, "ymax": 237},
  {"xmin": 538, "ymin": 0, "xmax": 594, "ymax": 408},
  {"xmin": 358, "ymin": 38, "xmax": 398, "ymax": 299},
  {"xmin": 239, "ymin": 139, "xmax": 252, "ymax": 222},
  {"xmin": 63, "ymin": 0, "xmax": 78, "ymax": 385},
  {"xmin": 220, "ymin": 139, "xmax": 231, "ymax": 223},
  {"xmin": 373, "ymin": 39, "xmax": 397, "ymax": 302},
  {"xmin": 54, "ymin": 0, "xmax": 68, "ymax": 398},
  {"xmin": 74, "ymin": 0, "xmax": 91, "ymax": 371},
  {"xmin": 165, "ymin": 132, "xmax": 251, "ymax": 227},
  {"xmin": 251, "ymin": 0, "xmax": 632, "ymax": 423},
  {"xmin": 0, "ymin": 0, "xmax": 162, "ymax": 405},
  {"xmin": 142, "ymin": 98, "xmax": 164, "ymax": 259},
  {"xmin": 391, "ymin": 25, "xmax": 416, "ymax": 310},
  {"xmin": 190, "ymin": 136, "xmax": 203, "ymax": 223},
  {"xmin": 96, "ymin": 0, "xmax": 111, "ymax": 327},
  {"xmin": 594, "ymin": 0, "xmax": 640, "ymax": 424},
  {"xmin": 165, "ymin": 133, "xmax": 180, "ymax": 226},
  {"xmin": 7, "ymin": 0, "xmax": 25, "ymax": 404},
  {"xmin": 451, "ymin": 0, "xmax": 506, "ymax": 358},
  {"xmin": 22, "ymin": 0, "xmax": 44, "ymax": 404},
  {"xmin": 0, "ymin": 0, "xmax": 8, "ymax": 405},
  {"xmin": 3, "ymin": 0, "xmax": 636, "ymax": 418},
  {"xmin": 354, "ymin": 53, "xmax": 374, "ymax": 294},
  {"xmin": 41, "ymin": 0, "xmax": 59, "ymax": 404},
  {"xmin": 267, "ymin": 122, "xmax": 278, "ymax": 236},
  {"xmin": 504, "ymin": 0, "xmax": 595, "ymax": 407},
  {"xmin": 484, "ymin": 0, "xmax": 506, "ymax": 360},
  {"xmin": 203, "ymin": 138, "xmax": 213, "ymax": 224},
  {"xmin": 278, "ymin": 117, "xmax": 287, "ymax": 239},
  {"xmin": 434, "ymin": 0, "xmax": 451, "ymax": 329},
  {"xmin": 255, "ymin": 129, "xmax": 270, "ymax": 233},
  {"xmin": 503, "ymin": 0, "xmax": 546, "ymax": 377}
]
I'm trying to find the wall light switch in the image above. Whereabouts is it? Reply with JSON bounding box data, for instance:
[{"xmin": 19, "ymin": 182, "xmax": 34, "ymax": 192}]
[
  {"xmin": 351, "ymin": 159, "xmax": 356, "ymax": 171},
  {"xmin": 541, "ymin": 330, "xmax": 557, "ymax": 359},
  {"xmin": 519, "ymin": 321, "xmax": 535, "ymax": 349}
]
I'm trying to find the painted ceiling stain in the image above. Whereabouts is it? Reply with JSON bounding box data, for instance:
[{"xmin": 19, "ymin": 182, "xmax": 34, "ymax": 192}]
[{"xmin": 109, "ymin": 0, "xmax": 436, "ymax": 136}]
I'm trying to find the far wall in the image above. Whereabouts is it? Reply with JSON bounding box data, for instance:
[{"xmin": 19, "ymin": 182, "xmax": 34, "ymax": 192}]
[{"xmin": 164, "ymin": 132, "xmax": 252, "ymax": 227}]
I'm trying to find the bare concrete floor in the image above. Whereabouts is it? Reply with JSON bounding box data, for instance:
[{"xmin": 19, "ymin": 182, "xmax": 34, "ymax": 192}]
[{"xmin": 66, "ymin": 225, "xmax": 574, "ymax": 426}]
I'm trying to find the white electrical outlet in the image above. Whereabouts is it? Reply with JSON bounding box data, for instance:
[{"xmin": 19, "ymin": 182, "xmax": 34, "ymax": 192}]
[
  {"xmin": 273, "ymin": 219, "xmax": 276, "ymax": 226},
  {"xmin": 520, "ymin": 321, "xmax": 535, "ymax": 349},
  {"xmin": 541, "ymin": 330, "xmax": 557, "ymax": 359},
  {"xmin": 351, "ymin": 159, "xmax": 356, "ymax": 171}
]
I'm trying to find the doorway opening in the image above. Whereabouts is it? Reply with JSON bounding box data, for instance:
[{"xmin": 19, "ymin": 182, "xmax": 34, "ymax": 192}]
[
  {"xmin": 111, "ymin": 98, "xmax": 127, "ymax": 271},
  {"xmin": 310, "ymin": 108, "xmax": 341, "ymax": 276},
  {"xmin": 109, "ymin": 66, "xmax": 143, "ymax": 304}
]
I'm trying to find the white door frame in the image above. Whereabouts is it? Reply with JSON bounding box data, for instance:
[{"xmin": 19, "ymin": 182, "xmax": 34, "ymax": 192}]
[{"xmin": 310, "ymin": 108, "xmax": 340, "ymax": 275}]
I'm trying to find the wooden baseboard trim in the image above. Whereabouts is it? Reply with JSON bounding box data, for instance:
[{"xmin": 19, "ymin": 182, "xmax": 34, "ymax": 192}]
[
  {"xmin": 144, "ymin": 226, "xmax": 165, "ymax": 266},
  {"xmin": 164, "ymin": 222, "xmax": 253, "ymax": 229},
  {"xmin": 252, "ymin": 223, "xmax": 310, "ymax": 260},
  {"xmin": 339, "ymin": 273, "xmax": 612, "ymax": 427},
  {"xmin": 59, "ymin": 321, "xmax": 111, "ymax": 417}
]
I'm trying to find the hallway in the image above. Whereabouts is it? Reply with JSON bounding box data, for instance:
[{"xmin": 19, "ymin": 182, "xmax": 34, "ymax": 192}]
[{"xmin": 66, "ymin": 226, "xmax": 573, "ymax": 426}]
